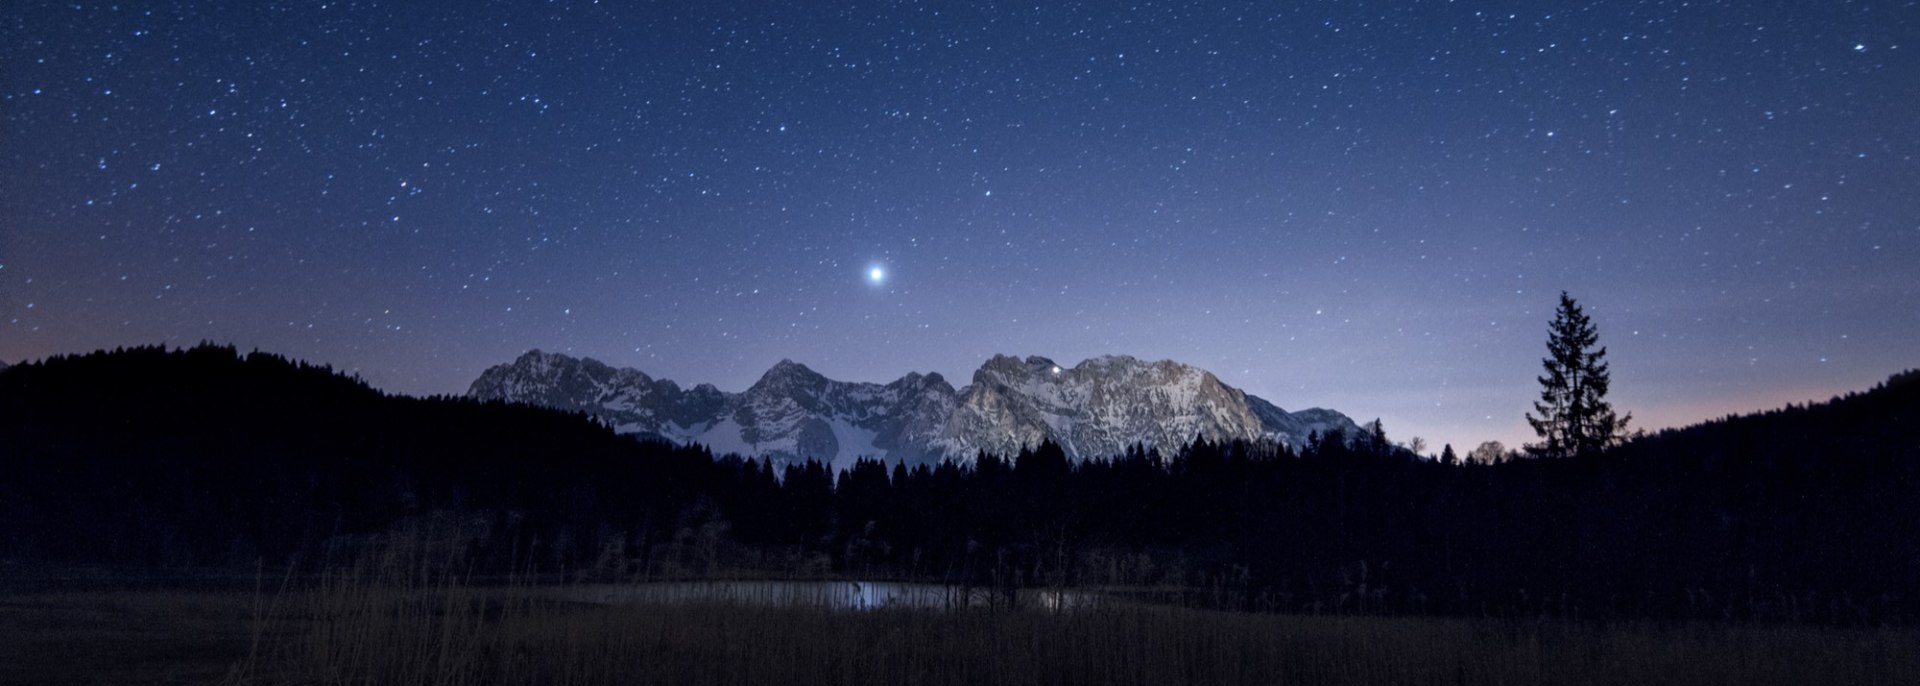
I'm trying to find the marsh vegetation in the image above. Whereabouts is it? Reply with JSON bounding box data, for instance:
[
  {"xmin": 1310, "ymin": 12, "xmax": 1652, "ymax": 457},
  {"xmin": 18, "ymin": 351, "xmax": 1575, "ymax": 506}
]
[{"xmin": 7, "ymin": 575, "xmax": 1916, "ymax": 686}]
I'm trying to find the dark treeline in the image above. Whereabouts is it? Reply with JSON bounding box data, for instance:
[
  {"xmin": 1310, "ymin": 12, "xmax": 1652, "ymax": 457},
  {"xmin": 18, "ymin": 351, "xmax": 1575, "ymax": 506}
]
[{"xmin": 2, "ymin": 345, "xmax": 1916, "ymax": 624}]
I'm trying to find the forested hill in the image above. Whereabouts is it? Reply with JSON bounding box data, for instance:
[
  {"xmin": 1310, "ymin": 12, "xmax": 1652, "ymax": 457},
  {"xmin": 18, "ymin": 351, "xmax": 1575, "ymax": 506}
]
[
  {"xmin": 1, "ymin": 345, "xmax": 1915, "ymax": 623},
  {"xmin": 1618, "ymin": 369, "xmax": 1918, "ymax": 466},
  {"xmin": 0, "ymin": 344, "xmax": 720, "ymax": 568}
]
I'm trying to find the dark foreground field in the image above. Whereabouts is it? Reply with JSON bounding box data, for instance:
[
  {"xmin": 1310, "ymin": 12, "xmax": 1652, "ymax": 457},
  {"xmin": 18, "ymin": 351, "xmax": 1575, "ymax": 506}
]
[{"xmin": 5, "ymin": 579, "xmax": 1917, "ymax": 686}]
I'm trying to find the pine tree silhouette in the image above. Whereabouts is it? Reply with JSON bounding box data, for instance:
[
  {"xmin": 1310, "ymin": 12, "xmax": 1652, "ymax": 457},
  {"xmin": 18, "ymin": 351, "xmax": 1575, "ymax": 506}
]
[{"xmin": 1526, "ymin": 292, "xmax": 1630, "ymax": 458}]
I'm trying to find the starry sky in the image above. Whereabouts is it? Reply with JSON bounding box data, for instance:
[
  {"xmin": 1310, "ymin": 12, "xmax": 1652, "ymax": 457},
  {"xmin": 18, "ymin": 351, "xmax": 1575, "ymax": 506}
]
[{"xmin": 4, "ymin": 1, "xmax": 1916, "ymax": 454}]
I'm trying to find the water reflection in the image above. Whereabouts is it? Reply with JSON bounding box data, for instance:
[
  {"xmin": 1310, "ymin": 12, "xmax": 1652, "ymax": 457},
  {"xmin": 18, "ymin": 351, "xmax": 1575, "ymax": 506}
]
[{"xmin": 553, "ymin": 581, "xmax": 1097, "ymax": 611}]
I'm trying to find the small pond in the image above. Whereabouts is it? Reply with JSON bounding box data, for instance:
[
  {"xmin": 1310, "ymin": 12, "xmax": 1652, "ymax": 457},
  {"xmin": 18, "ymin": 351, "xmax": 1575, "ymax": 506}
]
[{"xmin": 549, "ymin": 580, "xmax": 1098, "ymax": 611}]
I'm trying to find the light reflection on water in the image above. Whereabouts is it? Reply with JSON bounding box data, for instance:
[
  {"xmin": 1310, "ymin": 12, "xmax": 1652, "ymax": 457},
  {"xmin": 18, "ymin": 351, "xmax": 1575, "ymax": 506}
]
[{"xmin": 552, "ymin": 581, "xmax": 1096, "ymax": 611}]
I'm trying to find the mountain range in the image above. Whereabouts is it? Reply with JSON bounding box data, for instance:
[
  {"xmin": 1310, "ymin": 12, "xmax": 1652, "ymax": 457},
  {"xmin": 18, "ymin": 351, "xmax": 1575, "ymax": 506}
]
[{"xmin": 468, "ymin": 351, "xmax": 1363, "ymax": 469}]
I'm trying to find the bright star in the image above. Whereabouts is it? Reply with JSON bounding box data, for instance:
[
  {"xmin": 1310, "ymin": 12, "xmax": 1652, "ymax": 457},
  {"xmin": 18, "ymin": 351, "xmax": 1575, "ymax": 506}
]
[{"xmin": 868, "ymin": 266, "xmax": 886, "ymax": 284}]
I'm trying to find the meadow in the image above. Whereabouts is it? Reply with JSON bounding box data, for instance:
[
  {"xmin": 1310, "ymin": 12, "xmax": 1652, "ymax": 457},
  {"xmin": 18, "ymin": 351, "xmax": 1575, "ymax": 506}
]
[{"xmin": 5, "ymin": 569, "xmax": 1916, "ymax": 686}]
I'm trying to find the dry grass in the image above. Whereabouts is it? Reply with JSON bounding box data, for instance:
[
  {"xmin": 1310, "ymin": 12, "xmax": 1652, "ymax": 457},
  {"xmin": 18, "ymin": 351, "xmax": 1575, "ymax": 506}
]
[
  {"xmin": 411, "ymin": 602, "xmax": 1920, "ymax": 685},
  {"xmin": 224, "ymin": 593, "xmax": 1919, "ymax": 686},
  {"xmin": 0, "ymin": 588, "xmax": 261, "ymax": 685},
  {"xmin": 5, "ymin": 567, "xmax": 1916, "ymax": 685}
]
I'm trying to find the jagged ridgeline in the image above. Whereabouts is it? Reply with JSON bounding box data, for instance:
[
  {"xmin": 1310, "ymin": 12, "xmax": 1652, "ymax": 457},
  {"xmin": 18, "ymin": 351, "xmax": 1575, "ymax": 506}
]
[{"xmin": 468, "ymin": 350, "xmax": 1362, "ymax": 469}]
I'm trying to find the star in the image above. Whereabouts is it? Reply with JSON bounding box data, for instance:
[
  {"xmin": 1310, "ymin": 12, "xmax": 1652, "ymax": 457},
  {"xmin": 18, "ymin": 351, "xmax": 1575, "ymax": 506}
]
[{"xmin": 867, "ymin": 266, "xmax": 886, "ymax": 285}]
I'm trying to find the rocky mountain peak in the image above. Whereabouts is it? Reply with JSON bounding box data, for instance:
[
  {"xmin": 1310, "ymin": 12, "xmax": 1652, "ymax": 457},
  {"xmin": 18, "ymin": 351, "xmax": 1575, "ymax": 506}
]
[
  {"xmin": 975, "ymin": 353, "xmax": 1066, "ymax": 386},
  {"xmin": 748, "ymin": 358, "xmax": 829, "ymax": 397},
  {"xmin": 1077, "ymin": 353, "xmax": 1142, "ymax": 369},
  {"xmin": 766, "ymin": 357, "xmax": 811, "ymax": 374}
]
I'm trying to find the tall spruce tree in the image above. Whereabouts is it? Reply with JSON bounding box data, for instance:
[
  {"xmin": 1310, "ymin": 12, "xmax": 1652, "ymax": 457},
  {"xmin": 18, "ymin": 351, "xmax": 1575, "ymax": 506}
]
[{"xmin": 1526, "ymin": 292, "xmax": 1630, "ymax": 458}]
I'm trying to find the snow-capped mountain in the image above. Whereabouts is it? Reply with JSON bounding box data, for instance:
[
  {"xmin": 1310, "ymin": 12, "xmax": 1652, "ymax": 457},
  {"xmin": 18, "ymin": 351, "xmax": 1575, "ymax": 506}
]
[{"xmin": 469, "ymin": 350, "xmax": 1361, "ymax": 469}]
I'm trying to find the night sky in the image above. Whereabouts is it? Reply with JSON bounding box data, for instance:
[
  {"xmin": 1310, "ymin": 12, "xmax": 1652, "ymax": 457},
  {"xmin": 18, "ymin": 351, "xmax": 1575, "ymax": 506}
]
[{"xmin": 4, "ymin": 1, "xmax": 1916, "ymax": 454}]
